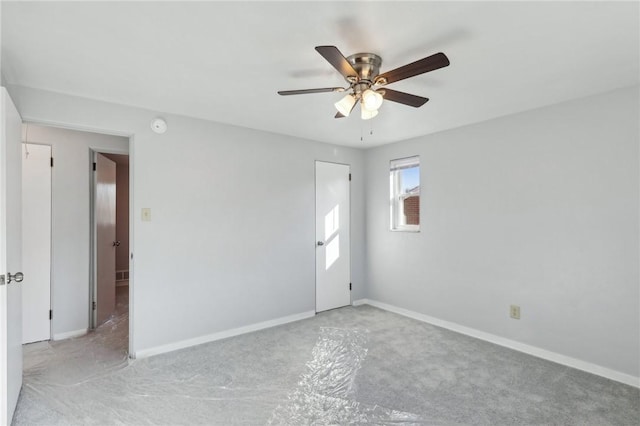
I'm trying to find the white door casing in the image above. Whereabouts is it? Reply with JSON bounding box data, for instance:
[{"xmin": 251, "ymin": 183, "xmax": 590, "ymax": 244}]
[
  {"xmin": 95, "ymin": 153, "xmax": 117, "ymax": 326},
  {"xmin": 0, "ymin": 88, "xmax": 24, "ymax": 425},
  {"xmin": 315, "ymin": 161, "xmax": 351, "ymax": 312},
  {"xmin": 22, "ymin": 144, "xmax": 52, "ymax": 344}
]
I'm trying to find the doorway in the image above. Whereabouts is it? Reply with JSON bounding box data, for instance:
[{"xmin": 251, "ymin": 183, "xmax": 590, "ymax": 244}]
[
  {"xmin": 91, "ymin": 152, "xmax": 129, "ymax": 329},
  {"xmin": 315, "ymin": 161, "xmax": 351, "ymax": 312}
]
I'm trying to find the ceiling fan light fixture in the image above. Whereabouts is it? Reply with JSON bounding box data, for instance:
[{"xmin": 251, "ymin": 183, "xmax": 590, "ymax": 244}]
[
  {"xmin": 361, "ymin": 89, "xmax": 383, "ymax": 111},
  {"xmin": 278, "ymin": 46, "xmax": 450, "ymax": 121},
  {"xmin": 361, "ymin": 108, "xmax": 378, "ymax": 120},
  {"xmin": 335, "ymin": 94, "xmax": 356, "ymax": 117}
]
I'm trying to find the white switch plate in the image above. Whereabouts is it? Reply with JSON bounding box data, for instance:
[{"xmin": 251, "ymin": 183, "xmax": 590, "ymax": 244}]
[{"xmin": 141, "ymin": 208, "xmax": 151, "ymax": 221}]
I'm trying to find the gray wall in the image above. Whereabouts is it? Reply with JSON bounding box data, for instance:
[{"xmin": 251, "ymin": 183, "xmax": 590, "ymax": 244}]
[
  {"xmin": 364, "ymin": 86, "xmax": 639, "ymax": 377},
  {"xmin": 9, "ymin": 85, "xmax": 366, "ymax": 353},
  {"xmin": 21, "ymin": 125, "xmax": 128, "ymax": 337}
]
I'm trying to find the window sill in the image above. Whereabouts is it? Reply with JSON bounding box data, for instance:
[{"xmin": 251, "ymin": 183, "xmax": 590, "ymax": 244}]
[{"xmin": 390, "ymin": 227, "xmax": 420, "ymax": 233}]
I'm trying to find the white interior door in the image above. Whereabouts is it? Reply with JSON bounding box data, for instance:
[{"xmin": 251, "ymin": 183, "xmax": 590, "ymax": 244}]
[
  {"xmin": 315, "ymin": 161, "xmax": 351, "ymax": 312},
  {"xmin": 95, "ymin": 153, "xmax": 116, "ymax": 326},
  {"xmin": 22, "ymin": 143, "xmax": 52, "ymax": 344},
  {"xmin": 0, "ymin": 88, "xmax": 24, "ymax": 425}
]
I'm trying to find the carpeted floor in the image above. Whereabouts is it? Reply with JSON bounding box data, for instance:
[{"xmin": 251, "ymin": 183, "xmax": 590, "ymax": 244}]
[{"xmin": 12, "ymin": 288, "xmax": 639, "ymax": 425}]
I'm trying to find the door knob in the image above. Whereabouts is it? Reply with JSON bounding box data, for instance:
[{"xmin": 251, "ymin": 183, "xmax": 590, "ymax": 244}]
[
  {"xmin": 113, "ymin": 241, "xmax": 121, "ymax": 247},
  {"xmin": 317, "ymin": 241, "xmax": 324, "ymax": 246},
  {"xmin": 7, "ymin": 272, "xmax": 24, "ymax": 284}
]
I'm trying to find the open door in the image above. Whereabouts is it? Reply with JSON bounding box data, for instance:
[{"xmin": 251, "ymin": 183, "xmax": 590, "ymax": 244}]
[
  {"xmin": 315, "ymin": 161, "xmax": 351, "ymax": 312},
  {"xmin": 94, "ymin": 153, "xmax": 117, "ymax": 326},
  {"xmin": 0, "ymin": 88, "xmax": 24, "ymax": 424}
]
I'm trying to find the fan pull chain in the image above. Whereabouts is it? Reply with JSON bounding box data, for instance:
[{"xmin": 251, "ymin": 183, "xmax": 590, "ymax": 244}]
[{"xmin": 359, "ymin": 121, "xmax": 375, "ymax": 142}]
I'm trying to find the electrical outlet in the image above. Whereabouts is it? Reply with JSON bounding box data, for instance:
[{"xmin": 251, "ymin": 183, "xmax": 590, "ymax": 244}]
[{"xmin": 510, "ymin": 305, "xmax": 521, "ymax": 320}]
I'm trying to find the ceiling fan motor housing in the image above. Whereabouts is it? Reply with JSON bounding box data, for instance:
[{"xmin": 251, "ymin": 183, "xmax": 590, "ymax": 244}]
[{"xmin": 346, "ymin": 53, "xmax": 382, "ymax": 84}]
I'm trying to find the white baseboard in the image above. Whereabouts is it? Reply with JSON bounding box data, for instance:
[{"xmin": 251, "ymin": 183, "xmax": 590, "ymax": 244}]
[
  {"xmin": 134, "ymin": 310, "xmax": 316, "ymax": 359},
  {"xmin": 356, "ymin": 298, "xmax": 639, "ymax": 388},
  {"xmin": 53, "ymin": 328, "xmax": 87, "ymax": 341}
]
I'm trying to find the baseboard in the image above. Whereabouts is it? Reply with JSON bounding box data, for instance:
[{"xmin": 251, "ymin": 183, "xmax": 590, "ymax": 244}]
[
  {"xmin": 53, "ymin": 328, "xmax": 87, "ymax": 341},
  {"xmin": 134, "ymin": 310, "xmax": 316, "ymax": 359},
  {"xmin": 358, "ymin": 299, "xmax": 639, "ymax": 388}
]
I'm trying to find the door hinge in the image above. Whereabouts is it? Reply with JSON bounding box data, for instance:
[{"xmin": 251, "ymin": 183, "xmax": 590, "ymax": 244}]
[
  {"xmin": 349, "ymin": 173, "xmax": 351, "ymax": 181},
  {"xmin": 50, "ymin": 157, "xmax": 54, "ymax": 167},
  {"xmin": 49, "ymin": 310, "xmax": 52, "ymax": 320},
  {"xmin": 93, "ymin": 162, "xmax": 96, "ymax": 171},
  {"xmin": 92, "ymin": 301, "xmax": 96, "ymax": 311},
  {"xmin": 349, "ymin": 282, "xmax": 352, "ymax": 291}
]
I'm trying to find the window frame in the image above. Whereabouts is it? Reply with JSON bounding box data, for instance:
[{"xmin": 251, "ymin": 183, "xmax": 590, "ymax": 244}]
[{"xmin": 389, "ymin": 156, "xmax": 420, "ymax": 232}]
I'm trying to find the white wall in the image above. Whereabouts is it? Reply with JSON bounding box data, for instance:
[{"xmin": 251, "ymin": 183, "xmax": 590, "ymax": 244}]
[
  {"xmin": 364, "ymin": 86, "xmax": 639, "ymax": 378},
  {"xmin": 22, "ymin": 125, "xmax": 128, "ymax": 337},
  {"xmin": 10, "ymin": 85, "xmax": 366, "ymax": 354}
]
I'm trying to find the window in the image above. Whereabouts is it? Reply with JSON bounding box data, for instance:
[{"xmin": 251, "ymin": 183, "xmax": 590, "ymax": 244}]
[{"xmin": 390, "ymin": 156, "xmax": 420, "ymax": 231}]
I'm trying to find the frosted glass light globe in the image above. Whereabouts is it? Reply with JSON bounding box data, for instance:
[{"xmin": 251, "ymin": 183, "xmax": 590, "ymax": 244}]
[
  {"xmin": 334, "ymin": 94, "xmax": 357, "ymax": 116},
  {"xmin": 361, "ymin": 89, "xmax": 383, "ymax": 111}
]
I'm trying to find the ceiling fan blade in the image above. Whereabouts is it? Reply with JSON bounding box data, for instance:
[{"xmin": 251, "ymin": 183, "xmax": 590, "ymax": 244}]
[
  {"xmin": 278, "ymin": 87, "xmax": 345, "ymax": 96},
  {"xmin": 335, "ymin": 112, "xmax": 345, "ymax": 118},
  {"xmin": 382, "ymin": 89, "xmax": 429, "ymax": 107},
  {"xmin": 315, "ymin": 46, "xmax": 358, "ymax": 80},
  {"xmin": 376, "ymin": 52, "xmax": 449, "ymax": 85}
]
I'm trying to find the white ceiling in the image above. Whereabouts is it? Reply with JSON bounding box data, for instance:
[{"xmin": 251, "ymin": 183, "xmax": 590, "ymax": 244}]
[{"xmin": 2, "ymin": 1, "xmax": 638, "ymax": 148}]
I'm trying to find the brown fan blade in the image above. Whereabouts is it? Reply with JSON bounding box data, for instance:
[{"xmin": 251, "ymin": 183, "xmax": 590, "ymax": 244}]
[
  {"xmin": 315, "ymin": 46, "xmax": 358, "ymax": 80},
  {"xmin": 382, "ymin": 89, "xmax": 429, "ymax": 107},
  {"xmin": 335, "ymin": 112, "xmax": 345, "ymax": 118},
  {"xmin": 376, "ymin": 52, "xmax": 449, "ymax": 85},
  {"xmin": 278, "ymin": 87, "xmax": 345, "ymax": 96}
]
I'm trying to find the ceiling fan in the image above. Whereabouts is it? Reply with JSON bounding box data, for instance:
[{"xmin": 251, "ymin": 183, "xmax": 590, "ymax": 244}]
[{"xmin": 278, "ymin": 46, "xmax": 450, "ymax": 120}]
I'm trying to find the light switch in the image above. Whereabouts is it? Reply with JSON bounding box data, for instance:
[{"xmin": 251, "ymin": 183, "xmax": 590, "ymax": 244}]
[{"xmin": 141, "ymin": 208, "xmax": 151, "ymax": 221}]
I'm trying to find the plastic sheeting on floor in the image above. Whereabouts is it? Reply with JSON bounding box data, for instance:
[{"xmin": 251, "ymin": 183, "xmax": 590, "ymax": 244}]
[
  {"xmin": 15, "ymin": 287, "xmax": 423, "ymax": 425},
  {"xmin": 23, "ymin": 303, "xmax": 130, "ymax": 389},
  {"xmin": 268, "ymin": 328, "xmax": 421, "ymax": 425},
  {"xmin": 13, "ymin": 291, "xmax": 640, "ymax": 425}
]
